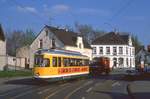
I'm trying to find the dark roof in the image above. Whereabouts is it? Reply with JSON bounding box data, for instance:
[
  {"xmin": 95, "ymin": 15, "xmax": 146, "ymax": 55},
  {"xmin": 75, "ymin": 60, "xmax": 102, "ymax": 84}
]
[
  {"xmin": 120, "ymin": 34, "xmax": 129, "ymax": 44},
  {"xmin": 46, "ymin": 25, "xmax": 91, "ymax": 49},
  {"xmin": 92, "ymin": 32, "xmax": 128, "ymax": 45},
  {"xmin": 0, "ymin": 24, "xmax": 5, "ymax": 41},
  {"xmin": 135, "ymin": 46, "xmax": 145, "ymax": 55}
]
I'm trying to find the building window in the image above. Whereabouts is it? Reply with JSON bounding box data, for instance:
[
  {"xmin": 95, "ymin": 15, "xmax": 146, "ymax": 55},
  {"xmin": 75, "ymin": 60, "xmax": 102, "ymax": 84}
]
[
  {"xmin": 130, "ymin": 48, "xmax": 131, "ymax": 56},
  {"xmin": 106, "ymin": 47, "xmax": 110, "ymax": 54},
  {"xmin": 118, "ymin": 58, "xmax": 124, "ymax": 67},
  {"xmin": 39, "ymin": 39, "xmax": 43, "ymax": 49},
  {"xmin": 113, "ymin": 47, "xmax": 117, "ymax": 55},
  {"xmin": 92, "ymin": 47, "xmax": 96, "ymax": 54},
  {"xmin": 119, "ymin": 47, "xmax": 123, "ymax": 54},
  {"xmin": 113, "ymin": 58, "xmax": 117, "ymax": 68},
  {"xmin": 126, "ymin": 47, "xmax": 128, "ymax": 55},
  {"xmin": 99, "ymin": 47, "xmax": 103, "ymax": 54},
  {"xmin": 126, "ymin": 58, "xmax": 128, "ymax": 67},
  {"xmin": 52, "ymin": 38, "xmax": 56, "ymax": 49},
  {"xmin": 132, "ymin": 48, "xmax": 134, "ymax": 55},
  {"xmin": 45, "ymin": 30, "xmax": 48, "ymax": 36},
  {"xmin": 130, "ymin": 58, "xmax": 132, "ymax": 67}
]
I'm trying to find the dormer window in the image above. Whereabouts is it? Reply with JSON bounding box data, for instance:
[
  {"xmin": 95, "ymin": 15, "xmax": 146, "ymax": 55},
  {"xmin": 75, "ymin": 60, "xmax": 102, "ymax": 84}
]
[{"xmin": 77, "ymin": 36, "xmax": 83, "ymax": 49}]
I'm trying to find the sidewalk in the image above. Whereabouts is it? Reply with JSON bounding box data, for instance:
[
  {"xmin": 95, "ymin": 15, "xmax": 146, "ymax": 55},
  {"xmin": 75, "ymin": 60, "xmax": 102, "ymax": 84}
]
[
  {"xmin": 0, "ymin": 76, "xmax": 32, "ymax": 84},
  {"xmin": 129, "ymin": 81, "xmax": 150, "ymax": 99}
]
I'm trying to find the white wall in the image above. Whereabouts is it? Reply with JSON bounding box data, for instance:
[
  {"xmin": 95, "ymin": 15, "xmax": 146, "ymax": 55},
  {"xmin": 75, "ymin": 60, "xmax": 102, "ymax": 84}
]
[
  {"xmin": 0, "ymin": 40, "xmax": 6, "ymax": 70},
  {"xmin": 7, "ymin": 56, "xmax": 25, "ymax": 68},
  {"xmin": 91, "ymin": 44, "xmax": 135, "ymax": 68},
  {"xmin": 0, "ymin": 55, "xmax": 6, "ymax": 70},
  {"xmin": 16, "ymin": 46, "xmax": 30, "ymax": 65}
]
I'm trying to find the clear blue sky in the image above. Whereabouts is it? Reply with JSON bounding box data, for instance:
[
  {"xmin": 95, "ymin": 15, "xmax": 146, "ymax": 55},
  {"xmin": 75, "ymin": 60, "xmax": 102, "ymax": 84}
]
[{"xmin": 0, "ymin": 0, "xmax": 150, "ymax": 45}]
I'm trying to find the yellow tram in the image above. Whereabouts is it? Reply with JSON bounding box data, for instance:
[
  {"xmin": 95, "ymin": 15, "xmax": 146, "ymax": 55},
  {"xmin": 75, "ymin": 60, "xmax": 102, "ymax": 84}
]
[{"xmin": 33, "ymin": 49, "xmax": 89, "ymax": 79}]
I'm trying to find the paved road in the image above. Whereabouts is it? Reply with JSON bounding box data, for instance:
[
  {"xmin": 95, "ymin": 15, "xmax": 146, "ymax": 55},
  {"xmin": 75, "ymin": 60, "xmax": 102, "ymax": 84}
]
[{"xmin": 0, "ymin": 74, "xmax": 133, "ymax": 99}]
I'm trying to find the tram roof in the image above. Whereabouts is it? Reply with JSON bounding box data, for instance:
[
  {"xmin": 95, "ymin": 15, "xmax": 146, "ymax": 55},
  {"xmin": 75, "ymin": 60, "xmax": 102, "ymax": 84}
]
[{"xmin": 35, "ymin": 49, "xmax": 88, "ymax": 57}]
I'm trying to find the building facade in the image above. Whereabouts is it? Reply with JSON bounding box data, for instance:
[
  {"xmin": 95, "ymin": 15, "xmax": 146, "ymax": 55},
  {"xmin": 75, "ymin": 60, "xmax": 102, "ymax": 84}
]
[
  {"xmin": 16, "ymin": 45, "xmax": 30, "ymax": 69},
  {"xmin": 0, "ymin": 24, "xmax": 6, "ymax": 70},
  {"xmin": 17, "ymin": 25, "xmax": 92, "ymax": 68},
  {"xmin": 91, "ymin": 32, "xmax": 135, "ymax": 69},
  {"xmin": 135, "ymin": 46, "xmax": 150, "ymax": 69}
]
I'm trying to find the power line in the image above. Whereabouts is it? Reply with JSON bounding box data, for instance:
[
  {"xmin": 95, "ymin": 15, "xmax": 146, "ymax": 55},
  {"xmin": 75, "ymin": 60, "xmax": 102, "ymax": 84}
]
[
  {"xmin": 10, "ymin": 0, "xmax": 50, "ymax": 23},
  {"xmin": 103, "ymin": 0, "xmax": 134, "ymax": 32},
  {"xmin": 109, "ymin": 0, "xmax": 134, "ymax": 22}
]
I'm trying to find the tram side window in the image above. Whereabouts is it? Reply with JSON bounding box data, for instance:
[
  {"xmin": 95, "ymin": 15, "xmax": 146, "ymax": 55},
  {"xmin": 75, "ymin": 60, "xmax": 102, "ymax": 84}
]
[
  {"xmin": 80, "ymin": 59, "xmax": 84, "ymax": 66},
  {"xmin": 63, "ymin": 58, "xmax": 67, "ymax": 67},
  {"xmin": 43, "ymin": 58, "xmax": 50, "ymax": 67},
  {"xmin": 53, "ymin": 57, "xmax": 57, "ymax": 67},
  {"xmin": 77, "ymin": 59, "xmax": 83, "ymax": 66},
  {"xmin": 58, "ymin": 57, "xmax": 61, "ymax": 67},
  {"xmin": 70, "ymin": 58, "xmax": 75, "ymax": 66},
  {"xmin": 84, "ymin": 59, "xmax": 89, "ymax": 66},
  {"xmin": 63, "ymin": 58, "xmax": 70, "ymax": 67}
]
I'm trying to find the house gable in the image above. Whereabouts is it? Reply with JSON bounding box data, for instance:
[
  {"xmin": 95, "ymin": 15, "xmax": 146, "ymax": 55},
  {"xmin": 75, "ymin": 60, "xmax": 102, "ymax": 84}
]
[
  {"xmin": 30, "ymin": 26, "xmax": 64, "ymax": 51},
  {"xmin": 46, "ymin": 25, "xmax": 91, "ymax": 49}
]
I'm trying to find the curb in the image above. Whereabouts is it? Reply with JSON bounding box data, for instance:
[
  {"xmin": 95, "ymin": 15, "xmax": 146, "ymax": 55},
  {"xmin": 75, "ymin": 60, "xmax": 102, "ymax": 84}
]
[{"xmin": 0, "ymin": 76, "xmax": 32, "ymax": 84}]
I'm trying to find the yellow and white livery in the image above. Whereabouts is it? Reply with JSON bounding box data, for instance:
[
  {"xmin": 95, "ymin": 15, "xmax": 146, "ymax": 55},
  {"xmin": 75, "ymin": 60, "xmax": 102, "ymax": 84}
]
[{"xmin": 33, "ymin": 49, "xmax": 89, "ymax": 79}]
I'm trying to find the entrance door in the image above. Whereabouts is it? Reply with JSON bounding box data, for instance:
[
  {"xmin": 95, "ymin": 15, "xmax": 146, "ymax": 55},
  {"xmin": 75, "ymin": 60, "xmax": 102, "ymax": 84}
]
[{"xmin": 113, "ymin": 58, "xmax": 117, "ymax": 68}]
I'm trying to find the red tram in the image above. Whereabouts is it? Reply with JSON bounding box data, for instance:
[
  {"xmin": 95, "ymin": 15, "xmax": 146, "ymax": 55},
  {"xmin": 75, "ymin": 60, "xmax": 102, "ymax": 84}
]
[{"xmin": 90, "ymin": 57, "xmax": 110, "ymax": 76}]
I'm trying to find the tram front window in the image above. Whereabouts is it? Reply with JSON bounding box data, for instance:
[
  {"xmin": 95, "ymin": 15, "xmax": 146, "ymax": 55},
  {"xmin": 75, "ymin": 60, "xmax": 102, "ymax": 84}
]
[{"xmin": 34, "ymin": 55, "xmax": 50, "ymax": 67}]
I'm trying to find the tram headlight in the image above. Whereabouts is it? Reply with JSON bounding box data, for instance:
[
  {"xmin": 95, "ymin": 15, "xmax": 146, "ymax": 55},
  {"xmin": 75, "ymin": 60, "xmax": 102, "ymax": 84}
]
[{"xmin": 35, "ymin": 72, "xmax": 40, "ymax": 76}]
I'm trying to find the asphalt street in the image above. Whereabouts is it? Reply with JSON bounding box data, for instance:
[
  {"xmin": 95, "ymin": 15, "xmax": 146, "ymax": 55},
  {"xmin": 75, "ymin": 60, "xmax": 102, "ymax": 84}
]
[
  {"xmin": 0, "ymin": 74, "xmax": 128, "ymax": 99},
  {"xmin": 0, "ymin": 73, "xmax": 150, "ymax": 99}
]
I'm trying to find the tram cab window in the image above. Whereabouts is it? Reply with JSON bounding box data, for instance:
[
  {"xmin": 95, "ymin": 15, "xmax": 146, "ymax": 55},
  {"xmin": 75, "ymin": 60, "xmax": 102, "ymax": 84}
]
[
  {"xmin": 34, "ymin": 56, "xmax": 50, "ymax": 67},
  {"xmin": 53, "ymin": 57, "xmax": 57, "ymax": 67},
  {"xmin": 42, "ymin": 59, "xmax": 50, "ymax": 67}
]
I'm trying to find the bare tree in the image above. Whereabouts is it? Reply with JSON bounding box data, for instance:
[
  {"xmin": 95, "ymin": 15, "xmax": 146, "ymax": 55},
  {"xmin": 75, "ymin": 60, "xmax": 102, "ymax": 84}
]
[
  {"xmin": 6, "ymin": 29, "xmax": 35, "ymax": 56},
  {"xmin": 74, "ymin": 22, "xmax": 105, "ymax": 44}
]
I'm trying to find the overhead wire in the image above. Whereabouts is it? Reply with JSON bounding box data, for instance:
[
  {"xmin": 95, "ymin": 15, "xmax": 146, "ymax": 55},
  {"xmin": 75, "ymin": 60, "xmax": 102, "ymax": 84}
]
[
  {"xmin": 103, "ymin": 0, "xmax": 134, "ymax": 32},
  {"xmin": 10, "ymin": 0, "xmax": 50, "ymax": 23}
]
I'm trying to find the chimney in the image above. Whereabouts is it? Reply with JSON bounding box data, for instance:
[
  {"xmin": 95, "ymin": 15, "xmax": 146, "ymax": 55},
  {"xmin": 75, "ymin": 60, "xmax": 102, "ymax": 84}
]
[{"xmin": 147, "ymin": 45, "xmax": 150, "ymax": 52}]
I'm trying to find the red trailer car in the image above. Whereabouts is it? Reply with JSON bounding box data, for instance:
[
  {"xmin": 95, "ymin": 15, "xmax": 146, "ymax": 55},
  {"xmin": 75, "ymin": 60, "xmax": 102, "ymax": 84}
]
[{"xmin": 90, "ymin": 57, "xmax": 110, "ymax": 76}]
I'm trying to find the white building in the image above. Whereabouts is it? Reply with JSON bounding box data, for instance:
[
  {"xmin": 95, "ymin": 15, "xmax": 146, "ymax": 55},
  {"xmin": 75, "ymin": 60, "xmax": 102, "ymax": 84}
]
[
  {"xmin": 91, "ymin": 32, "xmax": 135, "ymax": 69},
  {"xmin": 0, "ymin": 24, "xmax": 6, "ymax": 70},
  {"xmin": 17, "ymin": 25, "xmax": 92, "ymax": 68}
]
